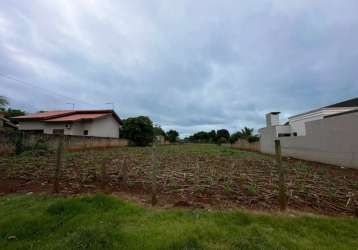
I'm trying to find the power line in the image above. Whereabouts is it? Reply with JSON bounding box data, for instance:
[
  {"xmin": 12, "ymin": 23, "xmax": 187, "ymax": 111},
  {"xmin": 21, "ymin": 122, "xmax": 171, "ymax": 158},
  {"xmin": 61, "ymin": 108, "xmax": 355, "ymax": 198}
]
[{"xmin": 0, "ymin": 72, "xmax": 95, "ymax": 107}]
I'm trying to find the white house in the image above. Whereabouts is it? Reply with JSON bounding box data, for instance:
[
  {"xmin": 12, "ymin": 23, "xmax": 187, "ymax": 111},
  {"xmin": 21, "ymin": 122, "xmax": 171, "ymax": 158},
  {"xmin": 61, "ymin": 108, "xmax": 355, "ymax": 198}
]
[
  {"xmin": 259, "ymin": 97, "xmax": 358, "ymax": 168},
  {"xmin": 13, "ymin": 110, "xmax": 123, "ymax": 138},
  {"xmin": 260, "ymin": 97, "xmax": 358, "ymax": 139},
  {"xmin": 288, "ymin": 97, "xmax": 358, "ymax": 136}
]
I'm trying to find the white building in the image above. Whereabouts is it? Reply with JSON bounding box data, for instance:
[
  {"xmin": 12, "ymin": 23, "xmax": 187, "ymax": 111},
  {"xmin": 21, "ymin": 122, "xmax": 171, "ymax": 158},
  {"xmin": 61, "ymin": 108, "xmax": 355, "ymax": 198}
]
[
  {"xmin": 259, "ymin": 97, "xmax": 358, "ymax": 168},
  {"xmin": 13, "ymin": 110, "xmax": 123, "ymax": 138},
  {"xmin": 260, "ymin": 97, "xmax": 358, "ymax": 138},
  {"xmin": 288, "ymin": 98, "xmax": 358, "ymax": 136}
]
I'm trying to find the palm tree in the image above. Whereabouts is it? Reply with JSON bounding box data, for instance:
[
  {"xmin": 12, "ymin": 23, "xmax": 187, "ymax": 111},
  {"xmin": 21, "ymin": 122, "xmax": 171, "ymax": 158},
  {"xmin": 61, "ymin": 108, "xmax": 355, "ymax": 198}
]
[
  {"xmin": 240, "ymin": 127, "xmax": 253, "ymax": 138},
  {"xmin": 0, "ymin": 96, "xmax": 8, "ymax": 109}
]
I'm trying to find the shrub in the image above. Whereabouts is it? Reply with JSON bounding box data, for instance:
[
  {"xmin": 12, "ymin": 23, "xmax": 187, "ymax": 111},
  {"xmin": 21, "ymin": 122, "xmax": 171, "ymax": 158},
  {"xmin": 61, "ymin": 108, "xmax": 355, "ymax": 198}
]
[
  {"xmin": 166, "ymin": 130, "xmax": 179, "ymax": 143},
  {"xmin": 121, "ymin": 116, "xmax": 154, "ymax": 146}
]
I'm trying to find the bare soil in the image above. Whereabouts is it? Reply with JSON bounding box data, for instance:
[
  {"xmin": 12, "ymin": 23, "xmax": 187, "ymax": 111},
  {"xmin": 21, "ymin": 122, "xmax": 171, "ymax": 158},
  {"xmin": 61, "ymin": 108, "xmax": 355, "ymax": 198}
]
[{"xmin": 0, "ymin": 145, "xmax": 357, "ymax": 216}]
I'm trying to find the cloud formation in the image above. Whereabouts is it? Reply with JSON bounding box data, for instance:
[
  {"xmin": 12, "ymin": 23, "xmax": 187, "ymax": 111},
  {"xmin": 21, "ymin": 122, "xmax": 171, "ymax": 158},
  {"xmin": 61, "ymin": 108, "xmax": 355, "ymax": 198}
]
[{"xmin": 1, "ymin": 0, "xmax": 358, "ymax": 136}]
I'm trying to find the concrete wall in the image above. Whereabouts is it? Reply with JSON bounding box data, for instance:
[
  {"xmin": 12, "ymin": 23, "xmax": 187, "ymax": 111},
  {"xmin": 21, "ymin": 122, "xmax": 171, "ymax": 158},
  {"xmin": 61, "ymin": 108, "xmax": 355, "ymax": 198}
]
[
  {"xmin": 0, "ymin": 131, "xmax": 128, "ymax": 155},
  {"xmin": 260, "ymin": 111, "xmax": 358, "ymax": 169},
  {"xmin": 259, "ymin": 126, "xmax": 277, "ymax": 154},
  {"xmin": 231, "ymin": 139, "xmax": 260, "ymax": 152}
]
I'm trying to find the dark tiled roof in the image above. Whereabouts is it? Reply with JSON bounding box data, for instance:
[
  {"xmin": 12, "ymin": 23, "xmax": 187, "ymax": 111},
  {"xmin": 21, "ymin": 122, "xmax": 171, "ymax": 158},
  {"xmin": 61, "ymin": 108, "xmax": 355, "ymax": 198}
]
[
  {"xmin": 289, "ymin": 97, "xmax": 358, "ymax": 119},
  {"xmin": 325, "ymin": 97, "xmax": 358, "ymax": 108}
]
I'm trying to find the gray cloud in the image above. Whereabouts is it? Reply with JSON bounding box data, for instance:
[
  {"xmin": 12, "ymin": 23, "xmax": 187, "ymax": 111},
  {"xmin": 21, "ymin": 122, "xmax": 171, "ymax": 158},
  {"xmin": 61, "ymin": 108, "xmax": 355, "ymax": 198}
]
[{"xmin": 1, "ymin": 0, "xmax": 358, "ymax": 137}]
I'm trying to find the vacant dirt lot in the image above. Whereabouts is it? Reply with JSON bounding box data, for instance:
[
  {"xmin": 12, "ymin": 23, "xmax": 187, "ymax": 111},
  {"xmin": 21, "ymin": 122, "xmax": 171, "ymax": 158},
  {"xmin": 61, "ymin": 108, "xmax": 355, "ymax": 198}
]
[{"xmin": 0, "ymin": 144, "xmax": 357, "ymax": 216}]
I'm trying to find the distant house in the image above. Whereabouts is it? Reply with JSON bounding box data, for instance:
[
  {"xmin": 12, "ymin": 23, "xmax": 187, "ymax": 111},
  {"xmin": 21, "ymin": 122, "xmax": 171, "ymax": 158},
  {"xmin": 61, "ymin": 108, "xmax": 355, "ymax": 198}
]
[{"xmin": 12, "ymin": 110, "xmax": 123, "ymax": 138}]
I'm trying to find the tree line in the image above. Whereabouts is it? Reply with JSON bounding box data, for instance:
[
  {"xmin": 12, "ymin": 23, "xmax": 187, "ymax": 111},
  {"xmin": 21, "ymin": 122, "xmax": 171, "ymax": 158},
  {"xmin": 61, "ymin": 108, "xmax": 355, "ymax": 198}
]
[{"xmin": 183, "ymin": 127, "xmax": 259, "ymax": 144}]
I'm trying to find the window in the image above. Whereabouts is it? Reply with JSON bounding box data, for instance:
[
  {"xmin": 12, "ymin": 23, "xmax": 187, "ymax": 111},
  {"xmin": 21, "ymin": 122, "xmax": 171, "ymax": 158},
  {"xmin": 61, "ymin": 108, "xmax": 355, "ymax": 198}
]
[
  {"xmin": 24, "ymin": 130, "xmax": 44, "ymax": 134},
  {"xmin": 278, "ymin": 133, "xmax": 291, "ymax": 137},
  {"xmin": 83, "ymin": 130, "xmax": 88, "ymax": 135},
  {"xmin": 53, "ymin": 129, "xmax": 64, "ymax": 135}
]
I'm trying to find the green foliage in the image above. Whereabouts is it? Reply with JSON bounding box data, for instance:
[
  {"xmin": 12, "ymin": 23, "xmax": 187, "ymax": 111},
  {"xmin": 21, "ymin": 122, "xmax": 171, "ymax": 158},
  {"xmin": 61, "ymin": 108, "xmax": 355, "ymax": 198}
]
[
  {"xmin": 0, "ymin": 194, "xmax": 357, "ymax": 249},
  {"xmin": 166, "ymin": 130, "xmax": 179, "ymax": 143},
  {"xmin": 216, "ymin": 136, "xmax": 228, "ymax": 145},
  {"xmin": 186, "ymin": 129, "xmax": 230, "ymax": 144},
  {"xmin": 153, "ymin": 126, "xmax": 166, "ymax": 137},
  {"xmin": 216, "ymin": 129, "xmax": 230, "ymax": 142},
  {"xmin": 246, "ymin": 182, "xmax": 257, "ymax": 196},
  {"xmin": 229, "ymin": 131, "xmax": 241, "ymax": 144},
  {"xmin": 247, "ymin": 135, "xmax": 259, "ymax": 143},
  {"xmin": 186, "ymin": 131, "xmax": 212, "ymax": 143},
  {"xmin": 208, "ymin": 130, "xmax": 217, "ymax": 143},
  {"xmin": 3, "ymin": 108, "xmax": 26, "ymax": 119},
  {"xmin": 0, "ymin": 95, "xmax": 9, "ymax": 109},
  {"xmin": 185, "ymin": 130, "xmax": 217, "ymax": 143},
  {"xmin": 121, "ymin": 116, "xmax": 154, "ymax": 146},
  {"xmin": 230, "ymin": 127, "xmax": 259, "ymax": 144}
]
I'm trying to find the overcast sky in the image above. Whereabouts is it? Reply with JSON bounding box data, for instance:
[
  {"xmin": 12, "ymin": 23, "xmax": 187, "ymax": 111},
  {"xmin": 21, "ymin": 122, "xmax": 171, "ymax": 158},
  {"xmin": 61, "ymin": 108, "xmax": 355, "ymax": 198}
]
[{"xmin": 1, "ymin": 0, "xmax": 357, "ymax": 137}]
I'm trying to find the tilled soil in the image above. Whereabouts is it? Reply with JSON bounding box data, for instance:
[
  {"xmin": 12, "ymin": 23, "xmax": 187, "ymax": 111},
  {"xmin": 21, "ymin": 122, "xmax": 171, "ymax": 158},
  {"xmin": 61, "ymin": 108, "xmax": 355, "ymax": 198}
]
[{"xmin": 0, "ymin": 146, "xmax": 357, "ymax": 216}]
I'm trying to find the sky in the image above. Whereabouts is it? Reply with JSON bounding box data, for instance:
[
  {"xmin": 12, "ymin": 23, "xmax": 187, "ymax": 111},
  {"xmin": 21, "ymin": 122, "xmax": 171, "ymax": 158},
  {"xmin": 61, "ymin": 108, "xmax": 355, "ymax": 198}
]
[{"xmin": 1, "ymin": 0, "xmax": 358, "ymax": 137}]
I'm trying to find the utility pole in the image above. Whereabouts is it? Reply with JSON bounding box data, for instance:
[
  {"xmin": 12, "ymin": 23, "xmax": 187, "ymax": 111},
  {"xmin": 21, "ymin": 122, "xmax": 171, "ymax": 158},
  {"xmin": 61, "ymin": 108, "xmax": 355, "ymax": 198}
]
[
  {"xmin": 66, "ymin": 102, "xmax": 75, "ymax": 110},
  {"xmin": 105, "ymin": 102, "xmax": 115, "ymax": 110}
]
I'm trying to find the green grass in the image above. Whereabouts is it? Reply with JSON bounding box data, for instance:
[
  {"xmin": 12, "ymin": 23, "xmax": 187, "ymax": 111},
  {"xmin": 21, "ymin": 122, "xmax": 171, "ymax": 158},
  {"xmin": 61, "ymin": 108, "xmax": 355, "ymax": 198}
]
[{"xmin": 0, "ymin": 194, "xmax": 357, "ymax": 250}]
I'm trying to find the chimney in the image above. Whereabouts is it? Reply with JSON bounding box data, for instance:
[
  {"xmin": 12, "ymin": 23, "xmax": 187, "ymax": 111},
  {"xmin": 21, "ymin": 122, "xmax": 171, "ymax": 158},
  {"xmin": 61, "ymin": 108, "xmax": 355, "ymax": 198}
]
[{"xmin": 266, "ymin": 112, "xmax": 280, "ymax": 127}]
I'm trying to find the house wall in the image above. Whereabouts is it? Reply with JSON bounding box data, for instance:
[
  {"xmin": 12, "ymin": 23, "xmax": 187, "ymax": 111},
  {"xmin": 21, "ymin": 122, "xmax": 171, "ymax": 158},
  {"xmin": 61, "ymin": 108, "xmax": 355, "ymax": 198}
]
[
  {"xmin": 86, "ymin": 115, "xmax": 121, "ymax": 138},
  {"xmin": 260, "ymin": 111, "xmax": 358, "ymax": 169},
  {"xmin": 18, "ymin": 121, "xmax": 46, "ymax": 131},
  {"xmin": 259, "ymin": 126, "xmax": 277, "ymax": 154},
  {"xmin": 44, "ymin": 123, "xmax": 73, "ymax": 135},
  {"xmin": 289, "ymin": 112, "xmax": 323, "ymax": 136}
]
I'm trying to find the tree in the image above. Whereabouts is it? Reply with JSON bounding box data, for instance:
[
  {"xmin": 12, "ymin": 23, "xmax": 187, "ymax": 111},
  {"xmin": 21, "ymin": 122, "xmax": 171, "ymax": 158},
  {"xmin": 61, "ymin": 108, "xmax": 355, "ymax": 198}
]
[
  {"xmin": 166, "ymin": 130, "xmax": 179, "ymax": 143},
  {"xmin": 240, "ymin": 127, "xmax": 254, "ymax": 138},
  {"xmin": 0, "ymin": 96, "xmax": 9, "ymax": 109},
  {"xmin": 4, "ymin": 108, "xmax": 25, "ymax": 119},
  {"xmin": 121, "ymin": 116, "xmax": 154, "ymax": 146},
  {"xmin": 208, "ymin": 130, "xmax": 217, "ymax": 143},
  {"xmin": 216, "ymin": 129, "xmax": 230, "ymax": 143},
  {"xmin": 188, "ymin": 131, "xmax": 209, "ymax": 143},
  {"xmin": 230, "ymin": 127, "xmax": 259, "ymax": 144},
  {"xmin": 229, "ymin": 131, "xmax": 241, "ymax": 144},
  {"xmin": 153, "ymin": 126, "xmax": 166, "ymax": 137}
]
